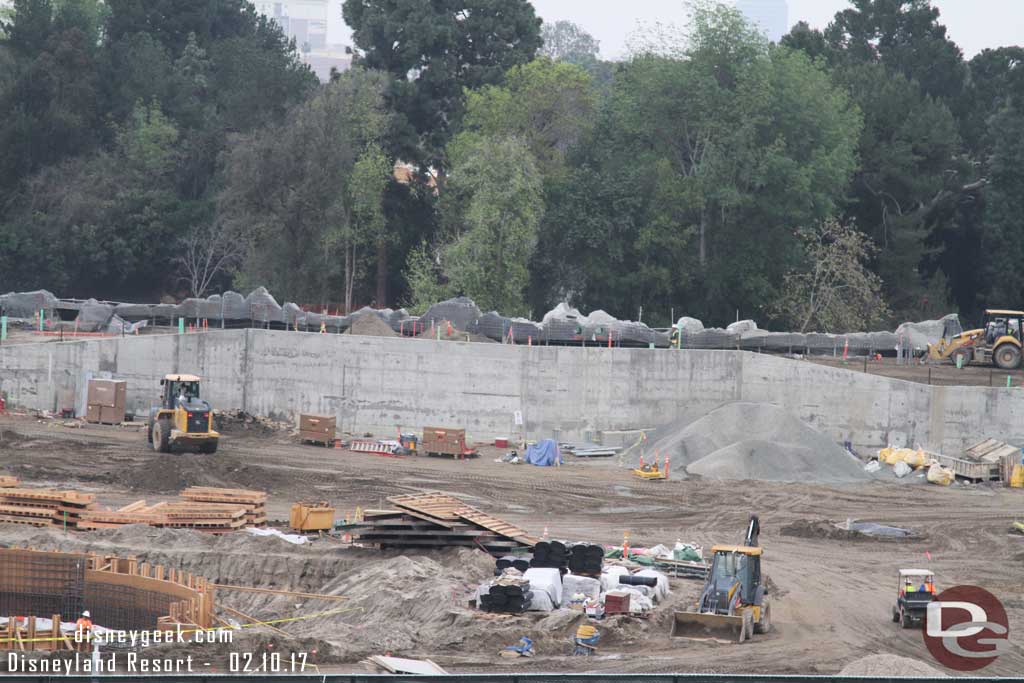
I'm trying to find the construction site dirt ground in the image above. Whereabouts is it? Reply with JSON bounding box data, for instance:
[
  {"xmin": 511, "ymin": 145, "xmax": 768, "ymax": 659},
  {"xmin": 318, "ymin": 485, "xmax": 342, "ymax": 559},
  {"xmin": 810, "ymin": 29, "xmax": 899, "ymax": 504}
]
[{"xmin": 0, "ymin": 414, "xmax": 1021, "ymax": 676}]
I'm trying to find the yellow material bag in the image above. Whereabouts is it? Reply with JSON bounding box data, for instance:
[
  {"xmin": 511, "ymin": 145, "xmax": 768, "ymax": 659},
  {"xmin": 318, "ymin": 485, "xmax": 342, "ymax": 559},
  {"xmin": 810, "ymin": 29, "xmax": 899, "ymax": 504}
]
[
  {"xmin": 879, "ymin": 447, "xmax": 927, "ymax": 468},
  {"xmin": 1010, "ymin": 464, "xmax": 1024, "ymax": 489},
  {"xmin": 927, "ymin": 462, "xmax": 955, "ymax": 486}
]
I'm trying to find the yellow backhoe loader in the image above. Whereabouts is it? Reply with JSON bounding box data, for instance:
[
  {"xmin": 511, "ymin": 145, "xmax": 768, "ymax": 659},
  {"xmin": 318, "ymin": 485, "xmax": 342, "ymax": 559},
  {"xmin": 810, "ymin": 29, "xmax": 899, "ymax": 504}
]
[
  {"xmin": 928, "ymin": 309, "xmax": 1024, "ymax": 370},
  {"xmin": 147, "ymin": 374, "xmax": 219, "ymax": 454},
  {"xmin": 671, "ymin": 514, "xmax": 770, "ymax": 643}
]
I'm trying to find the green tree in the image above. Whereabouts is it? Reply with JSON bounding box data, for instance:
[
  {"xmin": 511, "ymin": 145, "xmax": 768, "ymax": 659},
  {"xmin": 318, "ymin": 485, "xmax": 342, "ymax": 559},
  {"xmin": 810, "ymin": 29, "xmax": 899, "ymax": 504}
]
[
  {"xmin": 331, "ymin": 144, "xmax": 392, "ymax": 312},
  {"xmin": 219, "ymin": 68, "xmax": 392, "ymax": 304},
  {"xmin": 458, "ymin": 58, "xmax": 597, "ymax": 178},
  {"xmin": 342, "ymin": 0, "xmax": 542, "ymax": 170},
  {"xmin": 980, "ymin": 101, "xmax": 1024, "ymax": 305},
  {"xmin": 0, "ymin": 100, "xmax": 183, "ymax": 296},
  {"xmin": 824, "ymin": 0, "xmax": 967, "ymax": 110},
  {"xmin": 0, "ymin": 0, "xmax": 102, "ymax": 193},
  {"xmin": 570, "ymin": 2, "xmax": 860, "ymax": 322},
  {"xmin": 424, "ymin": 136, "xmax": 543, "ymax": 315}
]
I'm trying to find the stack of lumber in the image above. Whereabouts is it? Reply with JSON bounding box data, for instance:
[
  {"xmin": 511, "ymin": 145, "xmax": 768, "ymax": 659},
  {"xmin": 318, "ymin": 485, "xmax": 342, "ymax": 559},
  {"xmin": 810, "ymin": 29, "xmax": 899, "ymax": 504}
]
[
  {"xmin": 78, "ymin": 488, "xmax": 268, "ymax": 534},
  {"xmin": 347, "ymin": 491, "xmax": 538, "ymax": 555},
  {"xmin": 181, "ymin": 487, "xmax": 267, "ymax": 527},
  {"xmin": 80, "ymin": 501, "xmax": 248, "ymax": 533},
  {"xmin": 0, "ymin": 476, "xmax": 19, "ymax": 488},
  {"xmin": 0, "ymin": 488, "xmax": 95, "ymax": 528}
]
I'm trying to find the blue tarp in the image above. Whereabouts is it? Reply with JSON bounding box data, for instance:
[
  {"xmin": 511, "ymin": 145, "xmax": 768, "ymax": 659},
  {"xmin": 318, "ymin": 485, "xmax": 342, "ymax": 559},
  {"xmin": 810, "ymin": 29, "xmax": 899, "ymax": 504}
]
[{"xmin": 525, "ymin": 439, "xmax": 562, "ymax": 467}]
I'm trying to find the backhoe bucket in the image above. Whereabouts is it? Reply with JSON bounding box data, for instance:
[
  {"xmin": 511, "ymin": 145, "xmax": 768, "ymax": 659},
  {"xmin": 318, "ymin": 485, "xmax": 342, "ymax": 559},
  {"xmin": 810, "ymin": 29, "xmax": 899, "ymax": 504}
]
[{"xmin": 671, "ymin": 611, "xmax": 749, "ymax": 643}]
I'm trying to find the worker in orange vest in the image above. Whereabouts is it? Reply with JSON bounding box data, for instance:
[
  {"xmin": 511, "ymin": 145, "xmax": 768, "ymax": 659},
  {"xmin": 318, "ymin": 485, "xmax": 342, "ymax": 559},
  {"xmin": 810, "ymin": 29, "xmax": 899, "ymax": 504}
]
[{"xmin": 75, "ymin": 610, "xmax": 93, "ymax": 650}]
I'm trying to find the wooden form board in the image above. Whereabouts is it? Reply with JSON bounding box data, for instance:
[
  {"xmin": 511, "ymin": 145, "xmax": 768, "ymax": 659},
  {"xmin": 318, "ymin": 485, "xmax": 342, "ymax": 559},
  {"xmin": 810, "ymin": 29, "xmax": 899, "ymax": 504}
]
[{"xmin": 350, "ymin": 492, "xmax": 537, "ymax": 554}]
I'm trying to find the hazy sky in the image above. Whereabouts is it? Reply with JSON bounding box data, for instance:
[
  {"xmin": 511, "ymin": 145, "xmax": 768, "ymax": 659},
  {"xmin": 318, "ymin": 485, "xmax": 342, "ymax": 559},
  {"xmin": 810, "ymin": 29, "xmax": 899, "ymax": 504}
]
[{"xmin": 528, "ymin": 0, "xmax": 1023, "ymax": 59}]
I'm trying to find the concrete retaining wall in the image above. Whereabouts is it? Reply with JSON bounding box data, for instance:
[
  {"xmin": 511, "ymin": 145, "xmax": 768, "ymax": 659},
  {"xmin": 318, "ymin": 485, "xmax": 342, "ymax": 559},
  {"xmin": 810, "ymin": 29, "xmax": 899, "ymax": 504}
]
[{"xmin": 2, "ymin": 329, "xmax": 1023, "ymax": 454}]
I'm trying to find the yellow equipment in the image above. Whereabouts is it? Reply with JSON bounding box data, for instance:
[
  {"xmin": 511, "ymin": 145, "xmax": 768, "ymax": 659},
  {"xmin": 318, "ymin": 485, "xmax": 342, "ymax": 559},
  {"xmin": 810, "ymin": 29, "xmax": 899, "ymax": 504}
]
[
  {"xmin": 147, "ymin": 374, "xmax": 219, "ymax": 454},
  {"xmin": 928, "ymin": 310, "xmax": 1024, "ymax": 370},
  {"xmin": 632, "ymin": 453, "xmax": 669, "ymax": 480},
  {"xmin": 671, "ymin": 515, "xmax": 770, "ymax": 643}
]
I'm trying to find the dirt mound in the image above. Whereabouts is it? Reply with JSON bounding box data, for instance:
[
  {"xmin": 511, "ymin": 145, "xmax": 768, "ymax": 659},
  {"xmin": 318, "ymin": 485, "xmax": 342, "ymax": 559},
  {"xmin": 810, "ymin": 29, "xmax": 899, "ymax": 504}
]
[
  {"xmin": 839, "ymin": 654, "xmax": 947, "ymax": 677},
  {"xmin": 120, "ymin": 452, "xmax": 266, "ymax": 493},
  {"xmin": 781, "ymin": 519, "xmax": 921, "ymax": 543},
  {"xmin": 0, "ymin": 430, "xmax": 29, "ymax": 446},
  {"xmin": 650, "ymin": 402, "xmax": 868, "ymax": 483},
  {"xmin": 349, "ymin": 311, "xmax": 397, "ymax": 337}
]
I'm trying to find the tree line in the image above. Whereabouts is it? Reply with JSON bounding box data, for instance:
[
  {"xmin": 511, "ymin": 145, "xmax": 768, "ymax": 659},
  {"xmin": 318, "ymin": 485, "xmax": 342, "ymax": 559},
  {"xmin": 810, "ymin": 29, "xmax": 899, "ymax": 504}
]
[{"xmin": 0, "ymin": 0, "xmax": 1021, "ymax": 331}]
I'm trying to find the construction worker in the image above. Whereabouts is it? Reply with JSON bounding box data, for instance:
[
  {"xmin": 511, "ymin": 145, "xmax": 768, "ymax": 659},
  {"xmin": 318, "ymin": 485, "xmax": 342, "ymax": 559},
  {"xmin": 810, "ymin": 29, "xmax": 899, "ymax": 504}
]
[{"xmin": 75, "ymin": 610, "xmax": 93, "ymax": 650}]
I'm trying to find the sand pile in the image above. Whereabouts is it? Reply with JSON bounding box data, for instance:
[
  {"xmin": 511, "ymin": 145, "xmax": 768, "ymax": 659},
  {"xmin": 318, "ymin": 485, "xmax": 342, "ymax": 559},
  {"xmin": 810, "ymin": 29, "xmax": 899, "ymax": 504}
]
[
  {"xmin": 649, "ymin": 402, "xmax": 868, "ymax": 483},
  {"xmin": 349, "ymin": 311, "xmax": 397, "ymax": 337},
  {"xmin": 839, "ymin": 654, "xmax": 948, "ymax": 677}
]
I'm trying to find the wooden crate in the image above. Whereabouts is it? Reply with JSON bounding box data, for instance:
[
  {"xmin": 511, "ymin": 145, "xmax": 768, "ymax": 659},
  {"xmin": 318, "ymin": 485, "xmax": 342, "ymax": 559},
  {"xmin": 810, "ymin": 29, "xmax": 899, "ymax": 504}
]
[
  {"xmin": 421, "ymin": 427, "xmax": 476, "ymax": 458},
  {"xmin": 604, "ymin": 590, "xmax": 632, "ymax": 615},
  {"xmin": 299, "ymin": 414, "xmax": 336, "ymax": 445}
]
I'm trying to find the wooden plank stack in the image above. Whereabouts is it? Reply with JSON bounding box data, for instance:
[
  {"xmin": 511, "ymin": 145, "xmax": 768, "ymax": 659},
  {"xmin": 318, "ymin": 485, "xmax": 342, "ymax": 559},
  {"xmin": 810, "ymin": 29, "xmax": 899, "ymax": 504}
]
[
  {"xmin": 181, "ymin": 487, "xmax": 267, "ymax": 527},
  {"xmin": 0, "ymin": 476, "xmax": 19, "ymax": 488},
  {"xmin": 348, "ymin": 491, "xmax": 538, "ymax": 555},
  {"xmin": 0, "ymin": 488, "xmax": 95, "ymax": 528},
  {"xmin": 76, "ymin": 487, "xmax": 267, "ymax": 534}
]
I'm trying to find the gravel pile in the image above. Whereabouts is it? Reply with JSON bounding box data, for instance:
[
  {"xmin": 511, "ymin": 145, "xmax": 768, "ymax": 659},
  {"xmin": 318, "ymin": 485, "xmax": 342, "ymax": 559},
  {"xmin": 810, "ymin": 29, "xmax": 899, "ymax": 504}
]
[
  {"xmin": 839, "ymin": 654, "xmax": 948, "ymax": 677},
  {"xmin": 649, "ymin": 402, "xmax": 869, "ymax": 483}
]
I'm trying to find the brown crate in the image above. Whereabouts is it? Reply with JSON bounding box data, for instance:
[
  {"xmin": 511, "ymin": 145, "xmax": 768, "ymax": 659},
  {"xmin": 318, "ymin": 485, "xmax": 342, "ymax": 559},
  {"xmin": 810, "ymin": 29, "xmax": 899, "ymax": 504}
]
[
  {"xmin": 604, "ymin": 590, "xmax": 631, "ymax": 615},
  {"xmin": 100, "ymin": 405, "xmax": 125, "ymax": 425},
  {"xmin": 421, "ymin": 427, "xmax": 468, "ymax": 456},
  {"xmin": 87, "ymin": 379, "xmax": 127, "ymax": 409},
  {"xmin": 86, "ymin": 404, "xmax": 102, "ymax": 424},
  {"xmin": 299, "ymin": 414, "xmax": 336, "ymax": 435}
]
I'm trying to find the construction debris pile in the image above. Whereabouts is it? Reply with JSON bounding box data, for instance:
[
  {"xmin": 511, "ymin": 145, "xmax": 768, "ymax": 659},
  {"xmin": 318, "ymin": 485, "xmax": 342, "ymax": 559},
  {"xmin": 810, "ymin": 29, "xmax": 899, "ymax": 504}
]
[
  {"xmin": 1, "ymin": 288, "xmax": 952, "ymax": 353},
  {"xmin": 475, "ymin": 546, "xmax": 671, "ymax": 618},
  {"xmin": 872, "ymin": 438, "xmax": 1022, "ymax": 486},
  {"xmin": 346, "ymin": 492, "xmax": 538, "ymax": 555}
]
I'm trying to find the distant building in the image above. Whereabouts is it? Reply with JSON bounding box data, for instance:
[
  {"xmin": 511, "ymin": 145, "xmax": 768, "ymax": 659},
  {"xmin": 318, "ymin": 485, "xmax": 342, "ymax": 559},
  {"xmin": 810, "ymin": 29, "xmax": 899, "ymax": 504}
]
[
  {"xmin": 735, "ymin": 0, "xmax": 789, "ymax": 43},
  {"xmin": 254, "ymin": 0, "xmax": 352, "ymax": 82}
]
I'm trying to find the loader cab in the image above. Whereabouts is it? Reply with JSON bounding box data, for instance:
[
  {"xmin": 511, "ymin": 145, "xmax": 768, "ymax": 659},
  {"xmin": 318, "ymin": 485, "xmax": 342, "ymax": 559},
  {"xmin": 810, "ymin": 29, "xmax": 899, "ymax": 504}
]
[
  {"xmin": 983, "ymin": 310, "xmax": 1022, "ymax": 344},
  {"xmin": 161, "ymin": 376, "xmax": 201, "ymax": 409},
  {"xmin": 704, "ymin": 545, "xmax": 764, "ymax": 610},
  {"xmin": 979, "ymin": 309, "xmax": 1024, "ymax": 369}
]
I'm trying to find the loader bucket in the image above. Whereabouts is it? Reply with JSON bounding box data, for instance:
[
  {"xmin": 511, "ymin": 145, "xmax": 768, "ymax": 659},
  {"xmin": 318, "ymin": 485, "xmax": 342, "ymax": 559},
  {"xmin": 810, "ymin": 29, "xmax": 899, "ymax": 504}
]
[{"xmin": 671, "ymin": 611, "xmax": 748, "ymax": 643}]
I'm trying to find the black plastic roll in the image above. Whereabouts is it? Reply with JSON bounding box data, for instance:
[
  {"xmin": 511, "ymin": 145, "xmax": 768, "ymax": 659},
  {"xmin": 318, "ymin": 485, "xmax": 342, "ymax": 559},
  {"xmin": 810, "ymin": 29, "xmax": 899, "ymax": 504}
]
[{"xmin": 618, "ymin": 574, "xmax": 657, "ymax": 587}]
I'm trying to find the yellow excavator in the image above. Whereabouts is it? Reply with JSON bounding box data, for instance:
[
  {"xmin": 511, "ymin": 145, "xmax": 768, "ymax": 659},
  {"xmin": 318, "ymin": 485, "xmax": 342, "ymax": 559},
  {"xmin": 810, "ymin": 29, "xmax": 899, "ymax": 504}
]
[
  {"xmin": 147, "ymin": 374, "xmax": 219, "ymax": 454},
  {"xmin": 928, "ymin": 310, "xmax": 1024, "ymax": 370},
  {"xmin": 671, "ymin": 514, "xmax": 770, "ymax": 643}
]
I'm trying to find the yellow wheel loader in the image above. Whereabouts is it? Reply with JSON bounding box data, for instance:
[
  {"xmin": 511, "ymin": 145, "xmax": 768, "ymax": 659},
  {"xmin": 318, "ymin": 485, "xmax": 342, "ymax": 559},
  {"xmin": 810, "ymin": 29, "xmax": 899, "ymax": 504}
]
[
  {"xmin": 927, "ymin": 310, "xmax": 1024, "ymax": 370},
  {"xmin": 671, "ymin": 515, "xmax": 770, "ymax": 643},
  {"xmin": 147, "ymin": 374, "xmax": 219, "ymax": 454}
]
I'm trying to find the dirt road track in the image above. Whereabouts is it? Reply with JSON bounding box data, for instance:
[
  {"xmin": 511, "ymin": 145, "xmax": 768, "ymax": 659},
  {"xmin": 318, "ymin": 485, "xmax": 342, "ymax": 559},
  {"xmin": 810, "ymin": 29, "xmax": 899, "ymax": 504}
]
[{"xmin": 1, "ymin": 415, "xmax": 1022, "ymax": 675}]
